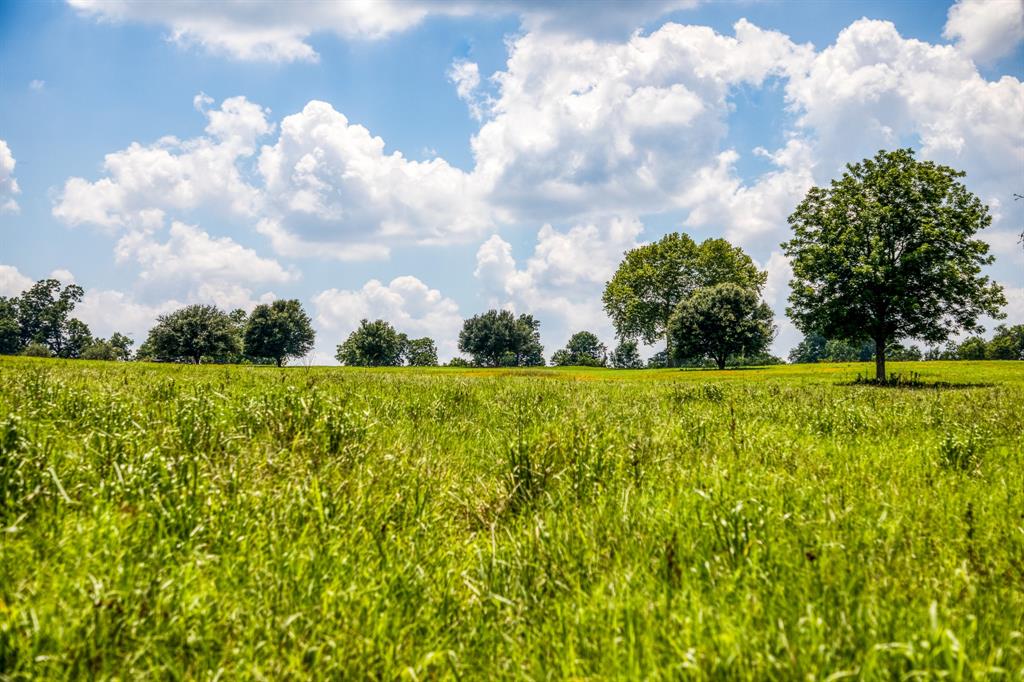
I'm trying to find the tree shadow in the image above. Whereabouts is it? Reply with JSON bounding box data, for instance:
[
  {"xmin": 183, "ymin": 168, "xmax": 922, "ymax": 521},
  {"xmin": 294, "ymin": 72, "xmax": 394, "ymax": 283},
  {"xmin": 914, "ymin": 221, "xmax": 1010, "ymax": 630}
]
[{"xmin": 837, "ymin": 372, "xmax": 994, "ymax": 390}]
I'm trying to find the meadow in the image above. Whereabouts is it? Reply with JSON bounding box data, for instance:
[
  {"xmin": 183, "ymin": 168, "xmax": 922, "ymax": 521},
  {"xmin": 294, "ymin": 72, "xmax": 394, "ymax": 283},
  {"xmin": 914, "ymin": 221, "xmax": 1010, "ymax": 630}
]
[{"xmin": 0, "ymin": 357, "xmax": 1022, "ymax": 679}]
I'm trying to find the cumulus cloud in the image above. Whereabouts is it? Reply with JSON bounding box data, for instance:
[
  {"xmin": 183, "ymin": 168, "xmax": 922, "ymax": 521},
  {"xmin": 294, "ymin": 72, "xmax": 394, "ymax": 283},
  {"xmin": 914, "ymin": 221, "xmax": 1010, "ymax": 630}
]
[
  {"xmin": 944, "ymin": 0, "xmax": 1024, "ymax": 63},
  {"xmin": 0, "ymin": 139, "xmax": 21, "ymax": 214},
  {"xmin": 474, "ymin": 216, "xmax": 644, "ymax": 352},
  {"xmin": 313, "ymin": 276, "xmax": 463, "ymax": 360},
  {"xmin": 0, "ymin": 264, "xmax": 32, "ymax": 297},
  {"xmin": 111, "ymin": 221, "xmax": 292, "ymax": 309},
  {"xmin": 68, "ymin": 0, "xmax": 698, "ymax": 62},
  {"xmin": 469, "ymin": 20, "xmax": 812, "ymax": 222},
  {"xmin": 75, "ymin": 289, "xmax": 181, "ymax": 342},
  {"xmin": 258, "ymin": 100, "xmax": 492, "ymax": 256},
  {"xmin": 53, "ymin": 96, "xmax": 270, "ymax": 230}
]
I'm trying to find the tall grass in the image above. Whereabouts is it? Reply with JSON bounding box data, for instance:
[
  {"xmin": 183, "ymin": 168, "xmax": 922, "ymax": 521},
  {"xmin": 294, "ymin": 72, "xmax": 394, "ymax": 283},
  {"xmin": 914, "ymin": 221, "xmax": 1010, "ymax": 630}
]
[{"xmin": 0, "ymin": 357, "xmax": 1022, "ymax": 679}]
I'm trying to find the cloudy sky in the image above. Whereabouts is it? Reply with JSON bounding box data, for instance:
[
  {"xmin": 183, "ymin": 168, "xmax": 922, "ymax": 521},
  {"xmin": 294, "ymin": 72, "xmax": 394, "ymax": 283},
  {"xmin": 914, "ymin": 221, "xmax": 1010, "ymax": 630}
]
[{"xmin": 1, "ymin": 0, "xmax": 1022, "ymax": 362}]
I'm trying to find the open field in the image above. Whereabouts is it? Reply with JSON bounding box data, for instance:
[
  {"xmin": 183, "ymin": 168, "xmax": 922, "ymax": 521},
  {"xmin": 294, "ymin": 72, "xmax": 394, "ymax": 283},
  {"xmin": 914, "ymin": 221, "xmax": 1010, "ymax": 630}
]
[{"xmin": 1, "ymin": 357, "xmax": 1022, "ymax": 679}]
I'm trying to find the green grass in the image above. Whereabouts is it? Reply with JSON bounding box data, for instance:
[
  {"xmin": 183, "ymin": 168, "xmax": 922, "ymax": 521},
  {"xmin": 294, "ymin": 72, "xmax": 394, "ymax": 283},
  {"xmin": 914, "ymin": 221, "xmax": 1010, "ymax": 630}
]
[{"xmin": 1, "ymin": 357, "xmax": 1022, "ymax": 679}]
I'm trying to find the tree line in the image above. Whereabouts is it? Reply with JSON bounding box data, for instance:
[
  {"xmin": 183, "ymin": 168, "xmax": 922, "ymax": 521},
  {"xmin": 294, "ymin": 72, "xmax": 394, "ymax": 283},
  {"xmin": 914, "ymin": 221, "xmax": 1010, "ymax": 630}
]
[{"xmin": 1, "ymin": 150, "xmax": 1017, "ymax": 374}]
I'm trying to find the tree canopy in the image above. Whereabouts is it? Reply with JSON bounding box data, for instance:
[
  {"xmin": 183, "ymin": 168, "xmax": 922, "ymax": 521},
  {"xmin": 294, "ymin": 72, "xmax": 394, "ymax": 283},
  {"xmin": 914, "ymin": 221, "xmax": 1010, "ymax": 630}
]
[
  {"xmin": 551, "ymin": 331, "xmax": 607, "ymax": 367},
  {"xmin": 402, "ymin": 337, "xmax": 439, "ymax": 366},
  {"xmin": 668, "ymin": 283, "xmax": 774, "ymax": 370},
  {"xmin": 458, "ymin": 310, "xmax": 544, "ymax": 367},
  {"xmin": 609, "ymin": 339, "xmax": 644, "ymax": 369},
  {"xmin": 243, "ymin": 299, "xmax": 315, "ymax": 367},
  {"xmin": 603, "ymin": 233, "xmax": 766, "ymax": 365},
  {"xmin": 336, "ymin": 319, "xmax": 405, "ymax": 367},
  {"xmin": 141, "ymin": 304, "xmax": 241, "ymax": 364},
  {"xmin": 783, "ymin": 148, "xmax": 1005, "ymax": 380}
]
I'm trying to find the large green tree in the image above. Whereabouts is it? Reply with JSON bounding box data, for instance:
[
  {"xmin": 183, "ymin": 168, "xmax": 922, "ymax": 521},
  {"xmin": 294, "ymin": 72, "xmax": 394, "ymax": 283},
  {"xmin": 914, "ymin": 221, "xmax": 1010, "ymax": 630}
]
[
  {"xmin": 667, "ymin": 283, "xmax": 774, "ymax": 370},
  {"xmin": 603, "ymin": 233, "xmax": 766, "ymax": 366},
  {"xmin": 15, "ymin": 279, "xmax": 88, "ymax": 357},
  {"xmin": 0, "ymin": 297, "xmax": 20, "ymax": 355},
  {"xmin": 987, "ymin": 324, "xmax": 1024, "ymax": 360},
  {"xmin": 336, "ymin": 319, "xmax": 405, "ymax": 367},
  {"xmin": 609, "ymin": 339, "xmax": 644, "ymax": 369},
  {"xmin": 142, "ymin": 304, "xmax": 241, "ymax": 364},
  {"xmin": 243, "ymin": 299, "xmax": 315, "ymax": 367},
  {"xmin": 458, "ymin": 310, "xmax": 544, "ymax": 367},
  {"xmin": 551, "ymin": 331, "xmax": 607, "ymax": 367},
  {"xmin": 783, "ymin": 148, "xmax": 1006, "ymax": 381}
]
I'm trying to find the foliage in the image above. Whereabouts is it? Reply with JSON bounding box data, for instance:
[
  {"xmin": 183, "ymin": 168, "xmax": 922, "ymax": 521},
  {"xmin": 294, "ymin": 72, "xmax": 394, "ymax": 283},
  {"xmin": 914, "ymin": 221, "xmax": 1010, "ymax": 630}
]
[
  {"xmin": 602, "ymin": 233, "xmax": 766, "ymax": 363},
  {"xmin": 20, "ymin": 342, "xmax": 52, "ymax": 357},
  {"xmin": 551, "ymin": 331, "xmax": 607, "ymax": 367},
  {"xmin": 667, "ymin": 283, "xmax": 774, "ymax": 370},
  {"xmin": 987, "ymin": 324, "xmax": 1024, "ymax": 360},
  {"xmin": 336, "ymin": 319, "xmax": 405, "ymax": 367},
  {"xmin": 81, "ymin": 340, "xmax": 120, "ymax": 361},
  {"xmin": 458, "ymin": 310, "xmax": 545, "ymax": 367},
  {"xmin": 141, "ymin": 304, "xmax": 242, "ymax": 364},
  {"xmin": 609, "ymin": 339, "xmax": 644, "ymax": 369},
  {"xmin": 445, "ymin": 357, "xmax": 472, "ymax": 367},
  {"xmin": 12, "ymin": 279, "xmax": 91, "ymax": 357},
  {"xmin": 243, "ymin": 299, "xmax": 315, "ymax": 367},
  {"xmin": 402, "ymin": 337, "xmax": 439, "ymax": 366},
  {"xmin": 0, "ymin": 297, "xmax": 21, "ymax": 355},
  {"xmin": 0, "ymin": 357, "xmax": 1022, "ymax": 678},
  {"xmin": 784, "ymin": 148, "xmax": 1006, "ymax": 380}
]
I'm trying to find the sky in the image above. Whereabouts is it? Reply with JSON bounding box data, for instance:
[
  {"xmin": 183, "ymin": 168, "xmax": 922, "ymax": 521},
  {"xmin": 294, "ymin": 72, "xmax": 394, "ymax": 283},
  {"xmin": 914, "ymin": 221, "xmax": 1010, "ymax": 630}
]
[{"xmin": 1, "ymin": 0, "xmax": 1022, "ymax": 364}]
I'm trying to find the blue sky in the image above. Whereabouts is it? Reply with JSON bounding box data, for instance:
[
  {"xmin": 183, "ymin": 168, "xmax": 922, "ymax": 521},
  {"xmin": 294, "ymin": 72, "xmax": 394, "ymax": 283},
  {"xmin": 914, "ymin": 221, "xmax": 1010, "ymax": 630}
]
[{"xmin": 1, "ymin": 0, "xmax": 1022, "ymax": 362}]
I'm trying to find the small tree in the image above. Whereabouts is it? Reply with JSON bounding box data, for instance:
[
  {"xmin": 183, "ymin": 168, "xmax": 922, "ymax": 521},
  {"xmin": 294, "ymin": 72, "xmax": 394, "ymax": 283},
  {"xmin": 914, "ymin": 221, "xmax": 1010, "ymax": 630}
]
[
  {"xmin": 16, "ymin": 279, "xmax": 86, "ymax": 355},
  {"xmin": 61, "ymin": 318, "xmax": 94, "ymax": 359},
  {"xmin": 784, "ymin": 148, "xmax": 1005, "ymax": 381},
  {"xmin": 108, "ymin": 332, "xmax": 134, "ymax": 361},
  {"xmin": 668, "ymin": 283, "xmax": 774, "ymax": 370},
  {"xmin": 458, "ymin": 310, "xmax": 545, "ymax": 367},
  {"xmin": 243, "ymin": 299, "xmax": 315, "ymax": 367},
  {"xmin": 551, "ymin": 331, "xmax": 607, "ymax": 367},
  {"xmin": 402, "ymin": 337, "xmax": 439, "ymax": 366},
  {"xmin": 336, "ymin": 319, "xmax": 404, "ymax": 366},
  {"xmin": 81, "ymin": 340, "xmax": 120, "ymax": 361},
  {"xmin": 0, "ymin": 297, "xmax": 21, "ymax": 355},
  {"xmin": 142, "ymin": 304, "xmax": 241, "ymax": 364},
  {"xmin": 609, "ymin": 339, "xmax": 644, "ymax": 369},
  {"xmin": 603, "ymin": 233, "xmax": 766, "ymax": 366}
]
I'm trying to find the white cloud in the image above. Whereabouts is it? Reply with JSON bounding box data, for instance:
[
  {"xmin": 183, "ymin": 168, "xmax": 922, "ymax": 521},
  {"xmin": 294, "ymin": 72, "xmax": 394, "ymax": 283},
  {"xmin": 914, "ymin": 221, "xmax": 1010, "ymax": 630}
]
[
  {"xmin": 0, "ymin": 265, "xmax": 32, "ymax": 297},
  {"xmin": 944, "ymin": 0, "xmax": 1024, "ymax": 63},
  {"xmin": 29, "ymin": 79, "xmax": 45, "ymax": 91},
  {"xmin": 75, "ymin": 289, "xmax": 181, "ymax": 342},
  {"xmin": 448, "ymin": 60, "xmax": 485, "ymax": 120},
  {"xmin": 68, "ymin": 1, "xmax": 698, "ymax": 63},
  {"xmin": 0, "ymin": 139, "xmax": 21, "ymax": 214},
  {"xmin": 53, "ymin": 96, "xmax": 270, "ymax": 230},
  {"xmin": 257, "ymin": 100, "xmax": 492, "ymax": 254},
  {"xmin": 469, "ymin": 20, "xmax": 812, "ymax": 222},
  {"xmin": 313, "ymin": 276, "xmax": 463, "ymax": 360},
  {"xmin": 49, "ymin": 268, "xmax": 76, "ymax": 284},
  {"xmin": 113, "ymin": 221, "xmax": 293, "ymax": 310},
  {"xmin": 474, "ymin": 216, "xmax": 644, "ymax": 353}
]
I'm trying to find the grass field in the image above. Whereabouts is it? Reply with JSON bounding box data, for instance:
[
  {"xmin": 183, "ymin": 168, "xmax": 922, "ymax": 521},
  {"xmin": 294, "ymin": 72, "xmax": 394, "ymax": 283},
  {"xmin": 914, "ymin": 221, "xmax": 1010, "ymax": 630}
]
[{"xmin": 1, "ymin": 357, "xmax": 1022, "ymax": 679}]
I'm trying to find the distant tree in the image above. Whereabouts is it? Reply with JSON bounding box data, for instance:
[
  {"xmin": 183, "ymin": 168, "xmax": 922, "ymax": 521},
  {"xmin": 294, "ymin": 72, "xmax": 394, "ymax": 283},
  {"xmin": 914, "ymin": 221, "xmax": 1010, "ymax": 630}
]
[
  {"xmin": 243, "ymin": 299, "xmax": 315, "ymax": 367},
  {"xmin": 987, "ymin": 324, "xmax": 1024, "ymax": 360},
  {"xmin": 61, "ymin": 318, "xmax": 94, "ymax": 359},
  {"xmin": 0, "ymin": 297, "xmax": 20, "ymax": 355},
  {"xmin": 402, "ymin": 337, "xmax": 439, "ymax": 366},
  {"xmin": 108, "ymin": 332, "xmax": 134, "ymax": 361},
  {"xmin": 603, "ymin": 233, "xmax": 766, "ymax": 366},
  {"xmin": 551, "ymin": 331, "xmax": 607, "ymax": 367},
  {"xmin": 81, "ymin": 339, "xmax": 120, "ymax": 361},
  {"xmin": 788, "ymin": 332, "xmax": 827, "ymax": 364},
  {"xmin": 668, "ymin": 283, "xmax": 774, "ymax": 370},
  {"xmin": 955, "ymin": 336, "xmax": 988, "ymax": 360},
  {"xmin": 336, "ymin": 319, "xmax": 405, "ymax": 366},
  {"xmin": 445, "ymin": 357, "xmax": 472, "ymax": 368},
  {"xmin": 823, "ymin": 338, "xmax": 873, "ymax": 363},
  {"xmin": 16, "ymin": 279, "xmax": 86, "ymax": 356},
  {"xmin": 142, "ymin": 304, "xmax": 241, "ymax": 364},
  {"xmin": 887, "ymin": 344, "xmax": 922, "ymax": 361},
  {"xmin": 22, "ymin": 342, "xmax": 52, "ymax": 358},
  {"xmin": 458, "ymin": 310, "xmax": 545, "ymax": 367},
  {"xmin": 784, "ymin": 148, "xmax": 1006, "ymax": 381},
  {"xmin": 609, "ymin": 339, "xmax": 644, "ymax": 369},
  {"xmin": 646, "ymin": 350, "xmax": 668, "ymax": 369}
]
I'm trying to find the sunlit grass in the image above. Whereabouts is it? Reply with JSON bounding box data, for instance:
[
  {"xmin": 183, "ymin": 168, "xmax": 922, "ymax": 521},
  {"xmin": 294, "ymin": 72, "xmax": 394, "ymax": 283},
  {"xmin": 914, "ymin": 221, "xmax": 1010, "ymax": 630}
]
[{"xmin": 1, "ymin": 356, "xmax": 1022, "ymax": 678}]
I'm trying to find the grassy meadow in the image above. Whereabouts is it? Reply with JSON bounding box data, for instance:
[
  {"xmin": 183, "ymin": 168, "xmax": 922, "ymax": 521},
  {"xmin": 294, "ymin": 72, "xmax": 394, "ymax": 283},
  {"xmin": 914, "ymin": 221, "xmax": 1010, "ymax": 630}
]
[{"xmin": 0, "ymin": 356, "xmax": 1022, "ymax": 679}]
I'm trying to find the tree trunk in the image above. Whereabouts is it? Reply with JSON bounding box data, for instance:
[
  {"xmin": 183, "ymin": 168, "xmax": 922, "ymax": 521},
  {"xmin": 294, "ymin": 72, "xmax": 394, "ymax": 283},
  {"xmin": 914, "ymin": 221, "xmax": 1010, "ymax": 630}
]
[
  {"xmin": 276, "ymin": 357, "xmax": 283, "ymax": 367},
  {"xmin": 665, "ymin": 337, "xmax": 675, "ymax": 368},
  {"xmin": 717, "ymin": 356, "xmax": 726, "ymax": 370},
  {"xmin": 194, "ymin": 355, "xmax": 202, "ymax": 365},
  {"xmin": 874, "ymin": 338, "xmax": 886, "ymax": 382}
]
